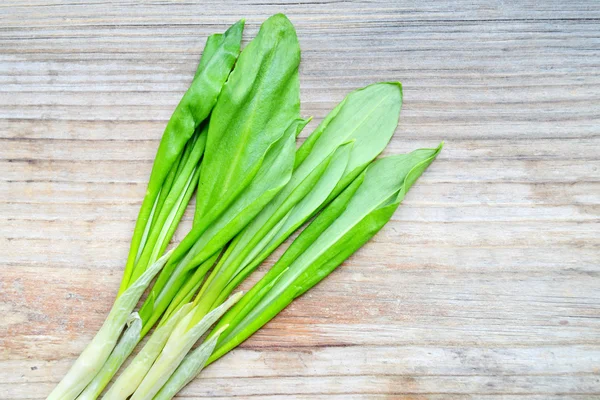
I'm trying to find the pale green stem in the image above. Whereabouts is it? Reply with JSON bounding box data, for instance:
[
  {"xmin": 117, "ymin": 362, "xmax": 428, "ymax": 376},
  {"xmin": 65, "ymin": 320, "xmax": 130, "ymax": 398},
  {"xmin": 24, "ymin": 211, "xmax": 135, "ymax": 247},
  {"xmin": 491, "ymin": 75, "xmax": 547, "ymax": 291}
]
[
  {"xmin": 47, "ymin": 250, "xmax": 173, "ymax": 400},
  {"xmin": 77, "ymin": 313, "xmax": 142, "ymax": 400},
  {"xmin": 152, "ymin": 325, "xmax": 228, "ymax": 400},
  {"xmin": 101, "ymin": 304, "xmax": 193, "ymax": 400},
  {"xmin": 130, "ymin": 292, "xmax": 243, "ymax": 400}
]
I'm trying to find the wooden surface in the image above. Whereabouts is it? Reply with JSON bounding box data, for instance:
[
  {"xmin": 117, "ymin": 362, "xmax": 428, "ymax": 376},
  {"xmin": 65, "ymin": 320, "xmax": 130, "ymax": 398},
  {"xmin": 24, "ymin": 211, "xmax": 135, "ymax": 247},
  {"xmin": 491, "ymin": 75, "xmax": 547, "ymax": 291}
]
[{"xmin": 1, "ymin": 1, "xmax": 599, "ymax": 399}]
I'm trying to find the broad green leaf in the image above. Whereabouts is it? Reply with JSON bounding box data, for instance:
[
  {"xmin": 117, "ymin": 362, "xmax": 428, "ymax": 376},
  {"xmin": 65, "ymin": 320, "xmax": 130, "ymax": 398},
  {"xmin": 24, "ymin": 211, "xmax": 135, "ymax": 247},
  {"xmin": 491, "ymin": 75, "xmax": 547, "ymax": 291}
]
[
  {"xmin": 189, "ymin": 82, "xmax": 403, "ymax": 321},
  {"xmin": 208, "ymin": 144, "xmax": 442, "ymax": 363},
  {"xmin": 194, "ymin": 14, "xmax": 301, "ymax": 221},
  {"xmin": 120, "ymin": 20, "xmax": 244, "ymax": 293},
  {"xmin": 301, "ymin": 82, "xmax": 403, "ymax": 203}
]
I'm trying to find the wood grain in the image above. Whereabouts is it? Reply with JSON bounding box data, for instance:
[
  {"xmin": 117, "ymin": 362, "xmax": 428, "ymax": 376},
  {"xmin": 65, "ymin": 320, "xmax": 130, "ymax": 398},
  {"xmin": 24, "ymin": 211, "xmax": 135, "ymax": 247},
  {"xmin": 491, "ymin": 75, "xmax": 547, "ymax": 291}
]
[{"xmin": 1, "ymin": 0, "xmax": 599, "ymax": 399}]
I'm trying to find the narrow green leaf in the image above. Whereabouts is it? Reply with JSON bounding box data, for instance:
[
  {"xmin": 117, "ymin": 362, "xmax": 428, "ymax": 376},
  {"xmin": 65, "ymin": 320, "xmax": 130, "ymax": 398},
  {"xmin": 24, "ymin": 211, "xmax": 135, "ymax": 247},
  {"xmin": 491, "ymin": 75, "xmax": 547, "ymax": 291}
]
[
  {"xmin": 194, "ymin": 14, "xmax": 301, "ymax": 221},
  {"xmin": 161, "ymin": 250, "xmax": 222, "ymax": 324},
  {"xmin": 120, "ymin": 20, "xmax": 244, "ymax": 293},
  {"xmin": 208, "ymin": 144, "xmax": 442, "ymax": 363},
  {"xmin": 139, "ymin": 250, "xmax": 219, "ymax": 335},
  {"xmin": 129, "ymin": 126, "xmax": 208, "ymax": 283}
]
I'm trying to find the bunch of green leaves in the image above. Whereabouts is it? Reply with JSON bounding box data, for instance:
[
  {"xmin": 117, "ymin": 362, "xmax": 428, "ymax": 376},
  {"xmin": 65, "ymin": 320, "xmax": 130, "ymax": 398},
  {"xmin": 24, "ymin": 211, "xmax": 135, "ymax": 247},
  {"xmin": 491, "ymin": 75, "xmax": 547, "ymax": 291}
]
[
  {"xmin": 76, "ymin": 14, "xmax": 304, "ymax": 399},
  {"xmin": 181, "ymin": 82, "xmax": 404, "ymax": 330},
  {"xmin": 49, "ymin": 11, "xmax": 444, "ymax": 400},
  {"xmin": 120, "ymin": 20, "xmax": 245, "ymax": 293},
  {"xmin": 137, "ymin": 13, "xmax": 303, "ymax": 336},
  {"xmin": 48, "ymin": 20, "xmax": 244, "ymax": 400},
  {"xmin": 211, "ymin": 145, "xmax": 443, "ymax": 360},
  {"xmin": 153, "ymin": 145, "xmax": 442, "ymax": 399},
  {"xmin": 101, "ymin": 81, "xmax": 403, "ymax": 398}
]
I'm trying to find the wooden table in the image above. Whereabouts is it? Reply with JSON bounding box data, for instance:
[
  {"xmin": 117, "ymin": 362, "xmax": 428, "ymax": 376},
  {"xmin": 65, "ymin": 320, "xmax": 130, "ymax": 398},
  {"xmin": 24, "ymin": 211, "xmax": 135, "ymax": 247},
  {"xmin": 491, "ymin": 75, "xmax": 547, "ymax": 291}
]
[{"xmin": 1, "ymin": 1, "xmax": 599, "ymax": 399}]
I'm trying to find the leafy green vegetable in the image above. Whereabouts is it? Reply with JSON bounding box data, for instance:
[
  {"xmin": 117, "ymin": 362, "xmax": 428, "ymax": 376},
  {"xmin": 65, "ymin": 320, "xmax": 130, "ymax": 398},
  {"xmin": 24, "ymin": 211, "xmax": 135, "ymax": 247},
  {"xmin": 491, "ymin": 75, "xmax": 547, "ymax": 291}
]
[
  {"xmin": 185, "ymin": 82, "xmax": 403, "ymax": 328},
  {"xmin": 138, "ymin": 13, "xmax": 303, "ymax": 336},
  {"xmin": 48, "ymin": 22, "xmax": 244, "ymax": 400},
  {"xmin": 108, "ymin": 82, "xmax": 404, "ymax": 399},
  {"xmin": 120, "ymin": 20, "xmax": 244, "ymax": 293},
  {"xmin": 208, "ymin": 144, "xmax": 443, "ymax": 363},
  {"xmin": 71, "ymin": 15, "xmax": 302, "ymax": 399},
  {"xmin": 132, "ymin": 144, "xmax": 442, "ymax": 400}
]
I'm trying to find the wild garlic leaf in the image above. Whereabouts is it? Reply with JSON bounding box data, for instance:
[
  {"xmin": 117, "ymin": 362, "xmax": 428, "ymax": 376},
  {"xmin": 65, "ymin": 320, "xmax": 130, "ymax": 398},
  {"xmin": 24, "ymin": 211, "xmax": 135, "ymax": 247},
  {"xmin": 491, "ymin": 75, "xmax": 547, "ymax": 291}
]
[
  {"xmin": 140, "ymin": 118, "xmax": 307, "ymax": 333},
  {"xmin": 194, "ymin": 13, "xmax": 301, "ymax": 222},
  {"xmin": 129, "ymin": 126, "xmax": 208, "ymax": 283},
  {"xmin": 215, "ymin": 141, "xmax": 355, "ymax": 303},
  {"xmin": 208, "ymin": 144, "xmax": 442, "ymax": 363},
  {"xmin": 300, "ymin": 82, "xmax": 403, "ymax": 203},
  {"xmin": 121, "ymin": 20, "xmax": 243, "ymax": 293},
  {"xmin": 191, "ymin": 82, "xmax": 403, "ymax": 318}
]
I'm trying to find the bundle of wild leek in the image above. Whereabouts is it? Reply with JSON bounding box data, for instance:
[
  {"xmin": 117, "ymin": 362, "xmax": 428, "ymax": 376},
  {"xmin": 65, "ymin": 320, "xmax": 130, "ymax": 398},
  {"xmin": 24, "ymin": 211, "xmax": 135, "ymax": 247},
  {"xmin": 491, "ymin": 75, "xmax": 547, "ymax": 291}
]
[
  {"xmin": 47, "ymin": 13, "xmax": 442, "ymax": 400},
  {"xmin": 103, "ymin": 80, "xmax": 406, "ymax": 400},
  {"xmin": 48, "ymin": 20, "xmax": 244, "ymax": 400},
  {"xmin": 154, "ymin": 144, "xmax": 442, "ymax": 400}
]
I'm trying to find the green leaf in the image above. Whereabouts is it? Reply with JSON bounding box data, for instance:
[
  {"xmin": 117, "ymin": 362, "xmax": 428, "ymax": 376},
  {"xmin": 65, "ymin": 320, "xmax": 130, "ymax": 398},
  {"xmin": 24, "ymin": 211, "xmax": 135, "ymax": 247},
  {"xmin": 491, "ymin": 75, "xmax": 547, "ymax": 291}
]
[
  {"xmin": 190, "ymin": 82, "xmax": 403, "ymax": 322},
  {"xmin": 120, "ymin": 20, "xmax": 244, "ymax": 293},
  {"xmin": 141, "ymin": 117, "xmax": 305, "ymax": 334},
  {"xmin": 193, "ymin": 14, "xmax": 301, "ymax": 222},
  {"xmin": 129, "ymin": 126, "xmax": 208, "ymax": 284},
  {"xmin": 210, "ymin": 141, "xmax": 354, "ymax": 308},
  {"xmin": 143, "ymin": 16, "xmax": 302, "ymax": 317},
  {"xmin": 208, "ymin": 144, "xmax": 443, "ymax": 363}
]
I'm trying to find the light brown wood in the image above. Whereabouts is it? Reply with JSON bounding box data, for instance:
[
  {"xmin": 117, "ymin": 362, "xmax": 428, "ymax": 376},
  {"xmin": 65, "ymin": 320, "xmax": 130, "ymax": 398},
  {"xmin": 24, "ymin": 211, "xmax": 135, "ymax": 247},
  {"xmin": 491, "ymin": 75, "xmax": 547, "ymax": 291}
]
[{"xmin": 1, "ymin": 1, "xmax": 599, "ymax": 399}]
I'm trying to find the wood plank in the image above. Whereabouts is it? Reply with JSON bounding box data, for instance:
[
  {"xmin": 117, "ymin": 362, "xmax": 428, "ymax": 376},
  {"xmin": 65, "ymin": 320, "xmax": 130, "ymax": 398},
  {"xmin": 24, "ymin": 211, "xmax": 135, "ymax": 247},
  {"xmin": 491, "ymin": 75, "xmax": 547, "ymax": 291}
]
[{"xmin": 1, "ymin": 0, "xmax": 599, "ymax": 399}]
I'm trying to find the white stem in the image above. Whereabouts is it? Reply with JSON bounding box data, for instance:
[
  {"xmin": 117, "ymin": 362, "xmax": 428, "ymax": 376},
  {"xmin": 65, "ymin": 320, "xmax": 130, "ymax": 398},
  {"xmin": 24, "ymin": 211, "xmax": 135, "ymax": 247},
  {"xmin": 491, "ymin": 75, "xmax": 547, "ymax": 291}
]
[
  {"xmin": 77, "ymin": 313, "xmax": 142, "ymax": 400},
  {"xmin": 101, "ymin": 304, "xmax": 193, "ymax": 400},
  {"xmin": 47, "ymin": 250, "xmax": 173, "ymax": 400},
  {"xmin": 131, "ymin": 292, "xmax": 243, "ymax": 400},
  {"xmin": 153, "ymin": 325, "xmax": 228, "ymax": 400}
]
